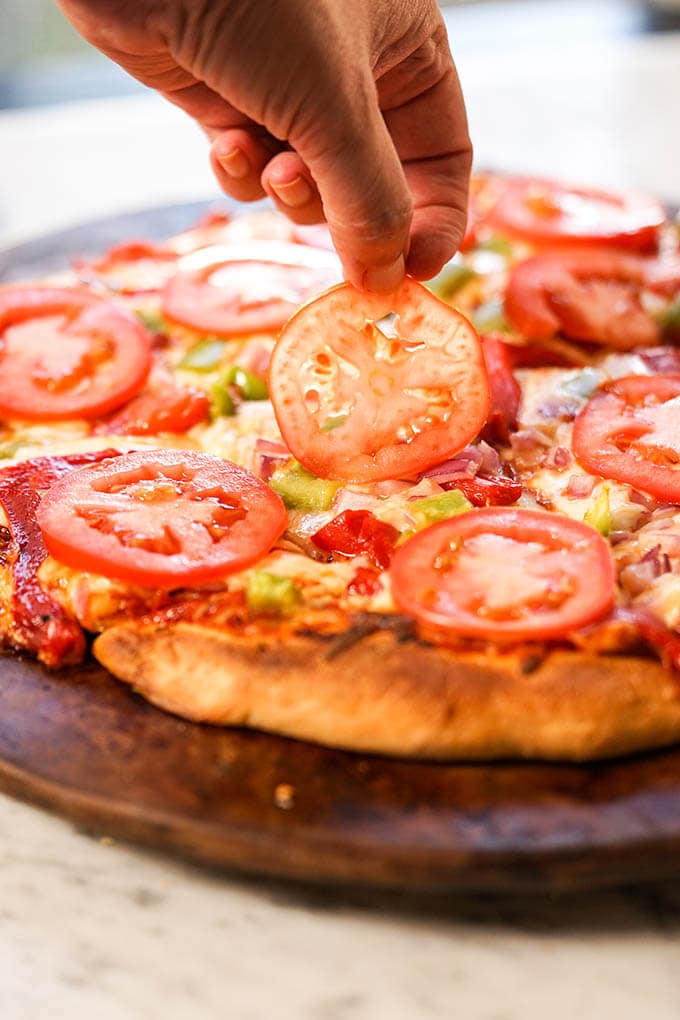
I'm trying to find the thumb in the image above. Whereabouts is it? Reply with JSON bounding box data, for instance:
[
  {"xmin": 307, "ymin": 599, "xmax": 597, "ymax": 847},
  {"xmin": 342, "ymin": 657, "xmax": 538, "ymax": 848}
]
[{"xmin": 291, "ymin": 79, "xmax": 413, "ymax": 292}]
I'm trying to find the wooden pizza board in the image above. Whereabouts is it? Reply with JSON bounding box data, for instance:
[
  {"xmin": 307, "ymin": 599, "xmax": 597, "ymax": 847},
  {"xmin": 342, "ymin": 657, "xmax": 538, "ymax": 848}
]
[{"xmin": 3, "ymin": 204, "xmax": 680, "ymax": 894}]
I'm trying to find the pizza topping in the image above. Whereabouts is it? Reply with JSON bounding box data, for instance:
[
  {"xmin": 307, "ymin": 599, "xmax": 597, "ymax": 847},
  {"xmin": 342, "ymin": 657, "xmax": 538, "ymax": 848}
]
[
  {"xmin": 0, "ymin": 287, "xmax": 152, "ymax": 421},
  {"xmin": 480, "ymin": 334, "xmax": 521, "ymax": 444},
  {"xmin": 269, "ymin": 279, "xmax": 491, "ymax": 482},
  {"xmin": 488, "ymin": 178, "xmax": 665, "ymax": 251},
  {"xmin": 582, "ymin": 484, "xmax": 611, "ymax": 536},
  {"xmin": 178, "ymin": 338, "xmax": 226, "ymax": 372},
  {"xmin": 505, "ymin": 253, "xmax": 660, "ymax": 348},
  {"xmin": 614, "ymin": 606, "xmax": 680, "ymax": 672},
  {"xmin": 390, "ymin": 507, "xmax": 615, "ymax": 641},
  {"xmin": 76, "ymin": 241, "xmax": 179, "ymax": 295},
  {"xmin": 37, "ymin": 450, "xmax": 287, "ymax": 588},
  {"xmin": 210, "ymin": 366, "xmax": 269, "ymax": 419},
  {"xmin": 96, "ymin": 376, "xmax": 210, "ymax": 436},
  {"xmin": 408, "ymin": 489, "xmax": 472, "ymax": 529},
  {"xmin": 0, "ymin": 450, "xmax": 119, "ymax": 666},
  {"xmin": 311, "ymin": 510, "xmax": 399, "ymax": 568},
  {"xmin": 638, "ymin": 346, "xmax": 680, "ymax": 375},
  {"xmin": 619, "ymin": 545, "xmax": 672, "ymax": 598},
  {"xmin": 162, "ymin": 241, "xmax": 341, "ymax": 336},
  {"xmin": 447, "ymin": 474, "xmax": 523, "ymax": 508},
  {"xmin": 269, "ymin": 461, "xmax": 341, "ymax": 512},
  {"xmin": 573, "ymin": 375, "xmax": 680, "ymax": 502},
  {"xmin": 346, "ymin": 566, "xmax": 382, "ymax": 597},
  {"xmin": 245, "ymin": 571, "xmax": 301, "ymax": 616}
]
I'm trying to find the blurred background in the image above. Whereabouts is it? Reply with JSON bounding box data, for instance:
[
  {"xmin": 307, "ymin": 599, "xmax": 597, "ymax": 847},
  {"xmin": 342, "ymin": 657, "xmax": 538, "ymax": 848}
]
[{"xmin": 1, "ymin": 0, "xmax": 680, "ymax": 109}]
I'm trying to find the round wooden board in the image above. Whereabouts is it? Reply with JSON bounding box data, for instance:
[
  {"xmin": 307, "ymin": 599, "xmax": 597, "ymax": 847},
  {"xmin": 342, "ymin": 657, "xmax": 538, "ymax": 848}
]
[{"xmin": 3, "ymin": 203, "xmax": 680, "ymax": 894}]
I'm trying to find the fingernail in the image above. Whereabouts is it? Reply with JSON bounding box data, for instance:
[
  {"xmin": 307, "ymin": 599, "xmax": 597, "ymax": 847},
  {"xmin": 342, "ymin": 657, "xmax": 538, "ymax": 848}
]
[
  {"xmin": 271, "ymin": 176, "xmax": 313, "ymax": 209},
  {"xmin": 362, "ymin": 253, "xmax": 406, "ymax": 294},
  {"xmin": 219, "ymin": 148, "xmax": 250, "ymax": 179}
]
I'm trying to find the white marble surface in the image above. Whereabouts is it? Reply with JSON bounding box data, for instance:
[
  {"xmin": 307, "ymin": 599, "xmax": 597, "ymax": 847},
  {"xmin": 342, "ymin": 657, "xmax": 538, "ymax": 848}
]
[{"xmin": 3, "ymin": 26, "xmax": 680, "ymax": 1020}]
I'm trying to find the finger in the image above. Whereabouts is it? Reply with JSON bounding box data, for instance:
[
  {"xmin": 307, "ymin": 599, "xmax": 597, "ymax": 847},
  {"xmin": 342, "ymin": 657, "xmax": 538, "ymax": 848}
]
[
  {"xmin": 403, "ymin": 145, "xmax": 472, "ymax": 280},
  {"xmin": 379, "ymin": 26, "xmax": 472, "ymax": 279},
  {"xmin": 260, "ymin": 151, "xmax": 325, "ymax": 225},
  {"xmin": 290, "ymin": 80, "xmax": 412, "ymax": 292},
  {"xmin": 210, "ymin": 127, "xmax": 282, "ymax": 202}
]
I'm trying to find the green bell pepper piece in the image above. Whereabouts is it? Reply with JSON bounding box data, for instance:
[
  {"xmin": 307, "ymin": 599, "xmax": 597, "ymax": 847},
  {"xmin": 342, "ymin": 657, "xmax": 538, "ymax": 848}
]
[
  {"xmin": 410, "ymin": 489, "xmax": 473, "ymax": 530},
  {"xmin": 178, "ymin": 338, "xmax": 226, "ymax": 372},
  {"xmin": 269, "ymin": 462, "xmax": 341, "ymax": 512},
  {"xmin": 246, "ymin": 572, "xmax": 301, "ymax": 616}
]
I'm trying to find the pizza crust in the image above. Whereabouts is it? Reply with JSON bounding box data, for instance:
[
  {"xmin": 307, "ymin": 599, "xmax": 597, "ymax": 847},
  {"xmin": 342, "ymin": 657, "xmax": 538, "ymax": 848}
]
[{"xmin": 93, "ymin": 621, "xmax": 680, "ymax": 761}]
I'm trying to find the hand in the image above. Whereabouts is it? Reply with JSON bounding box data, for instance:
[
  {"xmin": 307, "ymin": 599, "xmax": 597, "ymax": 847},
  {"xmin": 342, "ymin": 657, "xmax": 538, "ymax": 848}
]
[{"xmin": 56, "ymin": 0, "xmax": 472, "ymax": 291}]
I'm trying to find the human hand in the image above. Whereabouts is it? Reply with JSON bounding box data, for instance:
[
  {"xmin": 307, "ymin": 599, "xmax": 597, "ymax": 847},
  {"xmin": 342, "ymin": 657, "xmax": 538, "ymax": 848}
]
[{"xmin": 56, "ymin": 0, "xmax": 472, "ymax": 291}]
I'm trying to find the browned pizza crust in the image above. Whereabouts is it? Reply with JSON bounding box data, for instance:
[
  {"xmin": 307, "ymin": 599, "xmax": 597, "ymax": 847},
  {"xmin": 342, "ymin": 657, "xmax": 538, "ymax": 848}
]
[{"xmin": 93, "ymin": 621, "xmax": 680, "ymax": 761}]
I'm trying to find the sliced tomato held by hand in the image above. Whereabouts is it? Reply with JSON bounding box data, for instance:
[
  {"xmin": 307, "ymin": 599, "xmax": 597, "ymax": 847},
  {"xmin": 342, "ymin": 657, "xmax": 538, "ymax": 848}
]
[
  {"xmin": 489, "ymin": 177, "xmax": 665, "ymax": 251},
  {"xmin": 505, "ymin": 252, "xmax": 660, "ymax": 348},
  {"xmin": 573, "ymin": 375, "xmax": 680, "ymax": 502},
  {"xmin": 37, "ymin": 450, "xmax": 287, "ymax": 588},
  {"xmin": 0, "ymin": 287, "xmax": 152, "ymax": 421},
  {"xmin": 390, "ymin": 507, "xmax": 615, "ymax": 642},
  {"xmin": 162, "ymin": 241, "xmax": 342, "ymax": 336},
  {"xmin": 268, "ymin": 279, "xmax": 491, "ymax": 483}
]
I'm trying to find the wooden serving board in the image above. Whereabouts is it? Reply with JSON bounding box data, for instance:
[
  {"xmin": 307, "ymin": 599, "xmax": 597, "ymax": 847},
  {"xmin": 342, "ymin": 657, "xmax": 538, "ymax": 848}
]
[{"xmin": 3, "ymin": 204, "xmax": 680, "ymax": 894}]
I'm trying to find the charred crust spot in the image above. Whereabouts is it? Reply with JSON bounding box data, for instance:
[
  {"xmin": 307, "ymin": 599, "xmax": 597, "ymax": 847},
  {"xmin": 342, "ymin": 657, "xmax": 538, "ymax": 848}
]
[
  {"xmin": 324, "ymin": 613, "xmax": 416, "ymax": 661},
  {"xmin": 520, "ymin": 652, "xmax": 544, "ymax": 674}
]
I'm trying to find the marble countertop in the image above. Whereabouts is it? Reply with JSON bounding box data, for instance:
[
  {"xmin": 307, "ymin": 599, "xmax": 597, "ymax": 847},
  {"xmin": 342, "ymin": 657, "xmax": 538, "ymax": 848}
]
[{"xmin": 3, "ymin": 26, "xmax": 680, "ymax": 1020}]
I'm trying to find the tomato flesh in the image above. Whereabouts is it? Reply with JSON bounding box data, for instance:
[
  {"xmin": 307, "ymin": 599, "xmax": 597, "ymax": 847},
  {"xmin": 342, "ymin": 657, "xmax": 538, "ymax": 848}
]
[
  {"xmin": 489, "ymin": 178, "xmax": 665, "ymax": 251},
  {"xmin": 390, "ymin": 507, "xmax": 615, "ymax": 641},
  {"xmin": 97, "ymin": 378, "xmax": 210, "ymax": 435},
  {"xmin": 77, "ymin": 241, "xmax": 179, "ymax": 295},
  {"xmin": 162, "ymin": 241, "xmax": 341, "ymax": 336},
  {"xmin": 37, "ymin": 450, "xmax": 287, "ymax": 588},
  {"xmin": 481, "ymin": 334, "xmax": 521, "ymax": 444},
  {"xmin": 268, "ymin": 279, "xmax": 491, "ymax": 483},
  {"xmin": 505, "ymin": 253, "xmax": 659, "ymax": 348},
  {"xmin": 312, "ymin": 510, "xmax": 399, "ymax": 568},
  {"xmin": 573, "ymin": 375, "xmax": 680, "ymax": 502},
  {"xmin": 0, "ymin": 287, "xmax": 152, "ymax": 421}
]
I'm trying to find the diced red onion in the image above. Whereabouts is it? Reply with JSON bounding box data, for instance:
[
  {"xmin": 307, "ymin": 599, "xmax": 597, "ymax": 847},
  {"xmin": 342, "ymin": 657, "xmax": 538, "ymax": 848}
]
[
  {"xmin": 544, "ymin": 445, "xmax": 572, "ymax": 470},
  {"xmin": 254, "ymin": 438, "xmax": 290, "ymax": 480},
  {"xmin": 566, "ymin": 474, "xmax": 596, "ymax": 499},
  {"xmin": 639, "ymin": 347, "xmax": 680, "ymax": 374},
  {"xmin": 419, "ymin": 442, "xmax": 501, "ymax": 484},
  {"xmin": 620, "ymin": 545, "xmax": 671, "ymax": 597}
]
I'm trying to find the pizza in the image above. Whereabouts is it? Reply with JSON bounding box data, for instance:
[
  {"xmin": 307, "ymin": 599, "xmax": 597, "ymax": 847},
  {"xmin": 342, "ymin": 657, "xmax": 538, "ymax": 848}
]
[{"xmin": 3, "ymin": 174, "xmax": 680, "ymax": 762}]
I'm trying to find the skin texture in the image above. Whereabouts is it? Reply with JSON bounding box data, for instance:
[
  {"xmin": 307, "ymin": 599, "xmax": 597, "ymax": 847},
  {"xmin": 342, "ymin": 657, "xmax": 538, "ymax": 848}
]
[
  {"xmin": 54, "ymin": 0, "xmax": 472, "ymax": 291},
  {"xmin": 93, "ymin": 622, "xmax": 680, "ymax": 761}
]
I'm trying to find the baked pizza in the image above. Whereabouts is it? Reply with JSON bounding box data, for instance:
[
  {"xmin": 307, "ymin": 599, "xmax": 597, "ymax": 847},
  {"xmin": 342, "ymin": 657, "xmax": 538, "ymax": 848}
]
[{"xmin": 3, "ymin": 174, "xmax": 680, "ymax": 762}]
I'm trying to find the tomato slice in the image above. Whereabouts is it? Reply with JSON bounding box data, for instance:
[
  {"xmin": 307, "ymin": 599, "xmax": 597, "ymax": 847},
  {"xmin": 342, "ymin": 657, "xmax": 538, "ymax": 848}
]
[
  {"xmin": 76, "ymin": 241, "xmax": 179, "ymax": 295},
  {"xmin": 96, "ymin": 379, "xmax": 210, "ymax": 436},
  {"xmin": 390, "ymin": 507, "xmax": 615, "ymax": 642},
  {"xmin": 505, "ymin": 252, "xmax": 659, "ymax": 348},
  {"xmin": 481, "ymin": 334, "xmax": 521, "ymax": 444},
  {"xmin": 268, "ymin": 279, "xmax": 491, "ymax": 483},
  {"xmin": 489, "ymin": 178, "xmax": 665, "ymax": 251},
  {"xmin": 0, "ymin": 287, "xmax": 152, "ymax": 421},
  {"xmin": 37, "ymin": 450, "xmax": 287, "ymax": 589},
  {"xmin": 573, "ymin": 375, "xmax": 680, "ymax": 502},
  {"xmin": 162, "ymin": 241, "xmax": 342, "ymax": 336}
]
